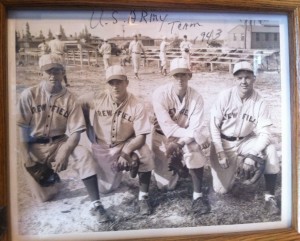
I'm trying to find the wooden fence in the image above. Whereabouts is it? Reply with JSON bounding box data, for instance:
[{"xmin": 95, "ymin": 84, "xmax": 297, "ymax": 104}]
[{"xmin": 17, "ymin": 46, "xmax": 280, "ymax": 73}]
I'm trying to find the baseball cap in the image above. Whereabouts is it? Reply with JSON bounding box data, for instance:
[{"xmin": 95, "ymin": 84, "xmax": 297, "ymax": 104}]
[
  {"xmin": 233, "ymin": 61, "xmax": 254, "ymax": 75},
  {"xmin": 183, "ymin": 35, "xmax": 187, "ymax": 38},
  {"xmin": 170, "ymin": 58, "xmax": 191, "ymax": 76},
  {"xmin": 39, "ymin": 54, "xmax": 64, "ymax": 71},
  {"xmin": 106, "ymin": 65, "xmax": 127, "ymax": 82}
]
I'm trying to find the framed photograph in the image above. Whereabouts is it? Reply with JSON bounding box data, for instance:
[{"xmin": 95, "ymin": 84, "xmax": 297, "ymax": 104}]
[{"xmin": 0, "ymin": 1, "xmax": 299, "ymax": 241}]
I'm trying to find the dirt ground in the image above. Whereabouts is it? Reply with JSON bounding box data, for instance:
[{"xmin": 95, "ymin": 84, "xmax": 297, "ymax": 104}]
[{"xmin": 15, "ymin": 57, "xmax": 282, "ymax": 239}]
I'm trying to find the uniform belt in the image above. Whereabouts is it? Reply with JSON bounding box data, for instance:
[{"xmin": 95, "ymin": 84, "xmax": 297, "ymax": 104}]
[
  {"xmin": 30, "ymin": 134, "xmax": 66, "ymax": 144},
  {"xmin": 132, "ymin": 52, "xmax": 141, "ymax": 54},
  {"xmin": 221, "ymin": 134, "xmax": 244, "ymax": 141},
  {"xmin": 155, "ymin": 129, "xmax": 164, "ymax": 136}
]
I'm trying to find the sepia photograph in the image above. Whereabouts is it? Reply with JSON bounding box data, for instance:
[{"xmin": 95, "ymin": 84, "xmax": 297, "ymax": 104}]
[{"xmin": 7, "ymin": 9, "xmax": 291, "ymax": 240}]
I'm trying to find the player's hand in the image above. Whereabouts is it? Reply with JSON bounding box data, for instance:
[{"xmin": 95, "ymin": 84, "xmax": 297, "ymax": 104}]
[
  {"xmin": 54, "ymin": 146, "xmax": 70, "ymax": 172},
  {"xmin": 193, "ymin": 128, "xmax": 211, "ymax": 150},
  {"xmin": 118, "ymin": 155, "xmax": 129, "ymax": 169},
  {"xmin": 198, "ymin": 138, "xmax": 210, "ymax": 150},
  {"xmin": 24, "ymin": 156, "xmax": 36, "ymax": 168},
  {"xmin": 166, "ymin": 142, "xmax": 184, "ymax": 158},
  {"xmin": 217, "ymin": 151, "xmax": 229, "ymax": 169}
]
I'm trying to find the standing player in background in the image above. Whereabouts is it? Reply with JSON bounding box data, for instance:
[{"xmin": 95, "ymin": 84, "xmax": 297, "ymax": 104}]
[
  {"xmin": 151, "ymin": 58, "xmax": 210, "ymax": 215},
  {"xmin": 129, "ymin": 33, "xmax": 146, "ymax": 80},
  {"xmin": 209, "ymin": 61, "xmax": 280, "ymax": 215},
  {"xmin": 180, "ymin": 35, "xmax": 193, "ymax": 70},
  {"xmin": 98, "ymin": 38, "xmax": 112, "ymax": 70},
  {"xmin": 48, "ymin": 32, "xmax": 70, "ymax": 87},
  {"xmin": 17, "ymin": 54, "xmax": 110, "ymax": 223},
  {"xmin": 159, "ymin": 36, "xmax": 172, "ymax": 76},
  {"xmin": 80, "ymin": 65, "xmax": 155, "ymax": 216},
  {"xmin": 38, "ymin": 39, "xmax": 50, "ymax": 56}
]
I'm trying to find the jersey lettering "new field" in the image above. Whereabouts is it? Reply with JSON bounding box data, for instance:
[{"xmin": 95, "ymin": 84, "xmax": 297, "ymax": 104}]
[
  {"xmin": 223, "ymin": 112, "xmax": 256, "ymax": 123},
  {"xmin": 96, "ymin": 109, "xmax": 133, "ymax": 122},
  {"xmin": 31, "ymin": 104, "xmax": 69, "ymax": 118}
]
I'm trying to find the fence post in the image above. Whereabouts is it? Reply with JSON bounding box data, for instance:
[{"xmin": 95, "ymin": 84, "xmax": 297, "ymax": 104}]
[
  {"xmin": 80, "ymin": 48, "xmax": 83, "ymax": 67},
  {"xmin": 72, "ymin": 50, "xmax": 75, "ymax": 64},
  {"xmin": 95, "ymin": 50, "xmax": 98, "ymax": 65}
]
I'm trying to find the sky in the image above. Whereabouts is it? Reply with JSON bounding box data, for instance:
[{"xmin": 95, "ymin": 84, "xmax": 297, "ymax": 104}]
[{"xmin": 9, "ymin": 10, "xmax": 285, "ymax": 41}]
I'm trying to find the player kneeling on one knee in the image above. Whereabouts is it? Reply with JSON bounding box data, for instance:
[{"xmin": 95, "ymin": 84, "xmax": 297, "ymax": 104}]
[
  {"xmin": 79, "ymin": 65, "xmax": 154, "ymax": 216},
  {"xmin": 17, "ymin": 54, "xmax": 108, "ymax": 223},
  {"xmin": 151, "ymin": 57, "xmax": 210, "ymax": 215},
  {"xmin": 209, "ymin": 61, "xmax": 280, "ymax": 215}
]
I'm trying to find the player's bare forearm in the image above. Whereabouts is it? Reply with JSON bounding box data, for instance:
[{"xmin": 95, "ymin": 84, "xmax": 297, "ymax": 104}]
[{"xmin": 121, "ymin": 134, "xmax": 146, "ymax": 155}]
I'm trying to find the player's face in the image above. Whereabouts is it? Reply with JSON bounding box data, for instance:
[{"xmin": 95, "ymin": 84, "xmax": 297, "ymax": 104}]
[
  {"xmin": 172, "ymin": 72, "xmax": 191, "ymax": 92},
  {"xmin": 235, "ymin": 70, "xmax": 256, "ymax": 97},
  {"xmin": 108, "ymin": 78, "xmax": 129, "ymax": 103},
  {"xmin": 44, "ymin": 68, "xmax": 64, "ymax": 91}
]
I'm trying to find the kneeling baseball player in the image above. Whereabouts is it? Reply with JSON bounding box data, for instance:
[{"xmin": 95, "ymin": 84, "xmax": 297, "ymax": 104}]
[
  {"xmin": 210, "ymin": 61, "xmax": 280, "ymax": 215},
  {"xmin": 80, "ymin": 65, "xmax": 154, "ymax": 216},
  {"xmin": 151, "ymin": 58, "xmax": 210, "ymax": 215},
  {"xmin": 17, "ymin": 54, "xmax": 109, "ymax": 223}
]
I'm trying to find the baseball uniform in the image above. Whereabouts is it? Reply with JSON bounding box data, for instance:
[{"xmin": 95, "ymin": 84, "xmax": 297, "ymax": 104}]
[
  {"xmin": 38, "ymin": 41, "xmax": 50, "ymax": 55},
  {"xmin": 210, "ymin": 77, "xmax": 280, "ymax": 194},
  {"xmin": 98, "ymin": 41, "xmax": 112, "ymax": 70},
  {"xmin": 129, "ymin": 36, "xmax": 145, "ymax": 77},
  {"xmin": 151, "ymin": 82, "xmax": 207, "ymax": 190},
  {"xmin": 80, "ymin": 77, "xmax": 154, "ymax": 193},
  {"xmin": 17, "ymin": 79, "xmax": 97, "ymax": 202},
  {"xmin": 159, "ymin": 38, "xmax": 171, "ymax": 74},
  {"xmin": 180, "ymin": 37, "xmax": 193, "ymax": 69}
]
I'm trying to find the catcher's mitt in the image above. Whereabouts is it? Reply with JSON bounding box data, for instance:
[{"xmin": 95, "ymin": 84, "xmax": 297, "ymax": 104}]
[
  {"xmin": 111, "ymin": 152, "xmax": 140, "ymax": 178},
  {"xmin": 236, "ymin": 154, "xmax": 265, "ymax": 185},
  {"xmin": 166, "ymin": 142, "xmax": 189, "ymax": 178},
  {"xmin": 25, "ymin": 163, "xmax": 60, "ymax": 187},
  {"xmin": 184, "ymin": 48, "xmax": 190, "ymax": 53}
]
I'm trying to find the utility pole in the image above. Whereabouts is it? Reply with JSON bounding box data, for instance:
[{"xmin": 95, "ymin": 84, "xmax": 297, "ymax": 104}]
[{"xmin": 122, "ymin": 24, "xmax": 125, "ymax": 40}]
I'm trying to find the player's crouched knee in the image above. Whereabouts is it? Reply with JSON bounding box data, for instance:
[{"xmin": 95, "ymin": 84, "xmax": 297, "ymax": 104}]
[
  {"xmin": 264, "ymin": 144, "xmax": 280, "ymax": 174},
  {"xmin": 72, "ymin": 145, "xmax": 98, "ymax": 179},
  {"xmin": 213, "ymin": 185, "xmax": 230, "ymax": 194}
]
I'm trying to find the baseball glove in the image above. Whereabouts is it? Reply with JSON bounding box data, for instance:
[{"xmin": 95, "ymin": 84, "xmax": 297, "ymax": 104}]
[
  {"xmin": 25, "ymin": 163, "xmax": 60, "ymax": 187},
  {"xmin": 166, "ymin": 142, "xmax": 189, "ymax": 178},
  {"xmin": 111, "ymin": 152, "xmax": 140, "ymax": 178},
  {"xmin": 184, "ymin": 48, "xmax": 190, "ymax": 53},
  {"xmin": 236, "ymin": 154, "xmax": 265, "ymax": 185}
]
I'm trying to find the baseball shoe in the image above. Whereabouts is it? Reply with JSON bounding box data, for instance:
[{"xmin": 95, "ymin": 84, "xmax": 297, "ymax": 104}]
[
  {"xmin": 191, "ymin": 196, "xmax": 210, "ymax": 215},
  {"xmin": 137, "ymin": 198, "xmax": 152, "ymax": 215},
  {"xmin": 89, "ymin": 200, "xmax": 111, "ymax": 223},
  {"xmin": 264, "ymin": 197, "xmax": 280, "ymax": 215},
  {"xmin": 65, "ymin": 84, "xmax": 70, "ymax": 87}
]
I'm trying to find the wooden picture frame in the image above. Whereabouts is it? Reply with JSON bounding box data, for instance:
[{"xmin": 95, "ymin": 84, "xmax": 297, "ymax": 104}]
[{"xmin": 0, "ymin": 1, "xmax": 299, "ymax": 240}]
